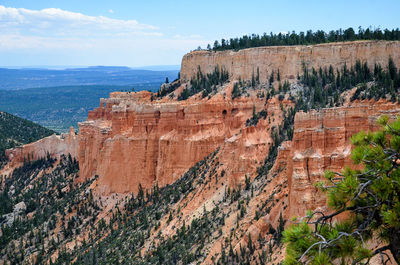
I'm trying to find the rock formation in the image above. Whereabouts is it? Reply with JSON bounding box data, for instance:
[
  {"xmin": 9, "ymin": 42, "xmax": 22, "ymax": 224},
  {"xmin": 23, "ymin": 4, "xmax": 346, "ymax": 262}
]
[
  {"xmin": 78, "ymin": 40, "xmax": 400, "ymax": 197},
  {"xmin": 181, "ymin": 40, "xmax": 400, "ymax": 81},
  {"xmin": 78, "ymin": 91, "xmax": 268, "ymax": 194},
  {"xmin": 284, "ymin": 100, "xmax": 400, "ymax": 218}
]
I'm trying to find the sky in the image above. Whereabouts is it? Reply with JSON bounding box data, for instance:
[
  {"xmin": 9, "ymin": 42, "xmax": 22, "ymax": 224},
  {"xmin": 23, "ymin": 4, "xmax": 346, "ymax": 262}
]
[{"xmin": 0, "ymin": 0, "xmax": 399, "ymax": 67}]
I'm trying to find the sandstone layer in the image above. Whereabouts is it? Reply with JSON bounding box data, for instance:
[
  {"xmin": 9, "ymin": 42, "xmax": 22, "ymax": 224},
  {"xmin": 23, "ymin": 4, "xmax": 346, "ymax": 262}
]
[
  {"xmin": 181, "ymin": 40, "xmax": 400, "ymax": 81},
  {"xmin": 78, "ymin": 91, "xmax": 267, "ymax": 194},
  {"xmin": 284, "ymin": 100, "xmax": 400, "ymax": 218}
]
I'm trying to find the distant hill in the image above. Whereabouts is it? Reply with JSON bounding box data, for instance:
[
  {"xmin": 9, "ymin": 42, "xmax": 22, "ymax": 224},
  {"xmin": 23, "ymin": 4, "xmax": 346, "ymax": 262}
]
[
  {"xmin": 64, "ymin": 66, "xmax": 133, "ymax": 72},
  {"xmin": 0, "ymin": 67, "xmax": 179, "ymax": 90},
  {"xmin": 0, "ymin": 111, "xmax": 55, "ymax": 159},
  {"xmin": 131, "ymin": 65, "xmax": 181, "ymax": 71}
]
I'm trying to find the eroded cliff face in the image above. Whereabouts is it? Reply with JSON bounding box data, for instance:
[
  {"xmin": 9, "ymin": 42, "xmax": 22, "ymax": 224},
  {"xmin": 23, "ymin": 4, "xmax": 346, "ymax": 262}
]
[
  {"xmin": 5, "ymin": 127, "xmax": 78, "ymax": 167},
  {"xmin": 77, "ymin": 91, "xmax": 268, "ymax": 194},
  {"xmin": 283, "ymin": 100, "xmax": 400, "ymax": 218},
  {"xmin": 181, "ymin": 40, "xmax": 400, "ymax": 81}
]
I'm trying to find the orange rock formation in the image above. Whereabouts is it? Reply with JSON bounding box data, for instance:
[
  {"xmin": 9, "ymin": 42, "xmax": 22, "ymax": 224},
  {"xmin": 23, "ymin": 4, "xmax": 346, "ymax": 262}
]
[
  {"xmin": 284, "ymin": 100, "xmax": 400, "ymax": 218},
  {"xmin": 77, "ymin": 91, "xmax": 267, "ymax": 194}
]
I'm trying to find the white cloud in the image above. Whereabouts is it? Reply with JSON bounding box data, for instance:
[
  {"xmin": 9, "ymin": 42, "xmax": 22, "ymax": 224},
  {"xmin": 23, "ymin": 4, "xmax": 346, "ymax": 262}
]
[
  {"xmin": 108, "ymin": 9, "xmax": 114, "ymax": 14},
  {"xmin": 0, "ymin": 5, "xmax": 211, "ymax": 66},
  {"xmin": 0, "ymin": 5, "xmax": 159, "ymax": 37},
  {"xmin": 0, "ymin": 34, "xmax": 95, "ymax": 50}
]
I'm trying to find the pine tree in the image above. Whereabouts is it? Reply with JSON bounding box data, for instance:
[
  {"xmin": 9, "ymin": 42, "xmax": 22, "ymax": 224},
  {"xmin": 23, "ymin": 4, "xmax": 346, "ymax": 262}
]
[
  {"xmin": 232, "ymin": 83, "xmax": 240, "ymax": 99},
  {"xmin": 269, "ymin": 70, "xmax": 274, "ymax": 85},
  {"xmin": 251, "ymin": 70, "xmax": 256, "ymax": 87}
]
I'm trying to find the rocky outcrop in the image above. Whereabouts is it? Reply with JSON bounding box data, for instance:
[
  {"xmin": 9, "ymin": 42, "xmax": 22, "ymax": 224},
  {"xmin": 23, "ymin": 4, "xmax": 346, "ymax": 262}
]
[
  {"xmin": 77, "ymin": 91, "xmax": 268, "ymax": 194},
  {"xmin": 284, "ymin": 100, "xmax": 400, "ymax": 218},
  {"xmin": 5, "ymin": 127, "xmax": 78, "ymax": 166},
  {"xmin": 1, "ymin": 201, "xmax": 26, "ymax": 227},
  {"xmin": 181, "ymin": 40, "xmax": 400, "ymax": 81}
]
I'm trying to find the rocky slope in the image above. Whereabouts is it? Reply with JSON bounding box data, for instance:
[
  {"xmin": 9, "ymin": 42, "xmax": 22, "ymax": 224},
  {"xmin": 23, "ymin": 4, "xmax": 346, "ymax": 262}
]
[{"xmin": 181, "ymin": 40, "xmax": 400, "ymax": 81}]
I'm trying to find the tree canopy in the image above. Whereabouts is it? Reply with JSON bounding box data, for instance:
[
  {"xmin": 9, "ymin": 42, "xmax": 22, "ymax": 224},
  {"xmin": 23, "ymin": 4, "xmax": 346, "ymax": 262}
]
[
  {"xmin": 283, "ymin": 115, "xmax": 400, "ymax": 264},
  {"xmin": 208, "ymin": 27, "xmax": 400, "ymax": 52}
]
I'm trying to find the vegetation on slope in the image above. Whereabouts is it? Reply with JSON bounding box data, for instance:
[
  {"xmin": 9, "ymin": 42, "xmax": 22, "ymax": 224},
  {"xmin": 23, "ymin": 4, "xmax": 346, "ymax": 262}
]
[
  {"xmin": 0, "ymin": 154, "xmax": 97, "ymax": 264},
  {"xmin": 0, "ymin": 111, "xmax": 55, "ymax": 160},
  {"xmin": 61, "ymin": 149, "xmax": 225, "ymax": 264},
  {"xmin": 66, "ymin": 149, "xmax": 288, "ymax": 265},
  {"xmin": 206, "ymin": 27, "xmax": 400, "ymax": 51},
  {"xmin": 178, "ymin": 66, "xmax": 229, "ymax": 100},
  {"xmin": 0, "ymin": 144, "xmax": 285, "ymax": 264},
  {"xmin": 283, "ymin": 116, "xmax": 400, "ymax": 264}
]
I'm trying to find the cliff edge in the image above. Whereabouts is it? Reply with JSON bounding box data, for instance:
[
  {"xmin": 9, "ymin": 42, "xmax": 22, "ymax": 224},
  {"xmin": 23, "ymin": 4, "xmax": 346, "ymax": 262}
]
[{"xmin": 181, "ymin": 40, "xmax": 400, "ymax": 81}]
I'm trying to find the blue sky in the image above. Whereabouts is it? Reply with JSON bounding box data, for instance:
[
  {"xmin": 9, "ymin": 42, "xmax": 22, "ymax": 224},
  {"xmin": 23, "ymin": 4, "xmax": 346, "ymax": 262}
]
[{"xmin": 0, "ymin": 0, "xmax": 399, "ymax": 67}]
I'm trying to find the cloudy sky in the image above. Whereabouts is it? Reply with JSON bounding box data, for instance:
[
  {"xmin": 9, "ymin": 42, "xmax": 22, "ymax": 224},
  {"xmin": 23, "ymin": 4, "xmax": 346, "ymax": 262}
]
[{"xmin": 0, "ymin": 0, "xmax": 399, "ymax": 67}]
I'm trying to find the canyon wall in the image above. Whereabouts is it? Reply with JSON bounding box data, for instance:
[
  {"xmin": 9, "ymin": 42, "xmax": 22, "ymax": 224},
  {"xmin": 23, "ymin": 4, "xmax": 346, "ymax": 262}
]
[
  {"xmin": 5, "ymin": 127, "xmax": 78, "ymax": 166},
  {"xmin": 78, "ymin": 91, "xmax": 267, "ymax": 194},
  {"xmin": 181, "ymin": 40, "xmax": 400, "ymax": 81},
  {"xmin": 78, "ymin": 40, "xmax": 400, "ymax": 196},
  {"xmin": 284, "ymin": 100, "xmax": 400, "ymax": 218}
]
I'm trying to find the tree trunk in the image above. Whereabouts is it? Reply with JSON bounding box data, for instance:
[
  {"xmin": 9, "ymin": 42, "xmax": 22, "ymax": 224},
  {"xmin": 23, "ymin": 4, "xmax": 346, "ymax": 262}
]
[{"xmin": 389, "ymin": 228, "xmax": 400, "ymax": 264}]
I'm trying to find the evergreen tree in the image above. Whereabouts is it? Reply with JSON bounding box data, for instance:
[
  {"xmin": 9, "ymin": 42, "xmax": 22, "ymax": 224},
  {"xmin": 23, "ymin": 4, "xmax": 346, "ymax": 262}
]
[
  {"xmin": 269, "ymin": 70, "xmax": 274, "ymax": 85},
  {"xmin": 208, "ymin": 27, "xmax": 400, "ymax": 52}
]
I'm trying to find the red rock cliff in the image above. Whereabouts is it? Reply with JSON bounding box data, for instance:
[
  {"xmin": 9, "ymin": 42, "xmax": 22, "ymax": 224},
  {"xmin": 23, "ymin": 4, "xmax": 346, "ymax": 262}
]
[
  {"xmin": 78, "ymin": 91, "xmax": 267, "ymax": 194},
  {"xmin": 181, "ymin": 40, "xmax": 400, "ymax": 81}
]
